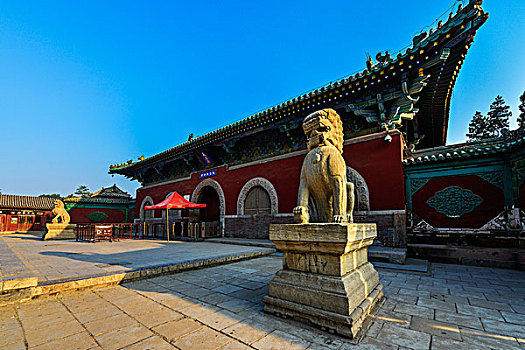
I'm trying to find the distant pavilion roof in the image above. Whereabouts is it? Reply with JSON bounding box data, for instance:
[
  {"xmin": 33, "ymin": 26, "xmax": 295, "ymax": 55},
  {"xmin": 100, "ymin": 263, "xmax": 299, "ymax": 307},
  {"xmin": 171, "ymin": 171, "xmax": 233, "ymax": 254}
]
[
  {"xmin": 64, "ymin": 184, "xmax": 134, "ymax": 204},
  {"xmin": 90, "ymin": 184, "xmax": 132, "ymax": 200},
  {"xmin": 0, "ymin": 195, "xmax": 55, "ymax": 211}
]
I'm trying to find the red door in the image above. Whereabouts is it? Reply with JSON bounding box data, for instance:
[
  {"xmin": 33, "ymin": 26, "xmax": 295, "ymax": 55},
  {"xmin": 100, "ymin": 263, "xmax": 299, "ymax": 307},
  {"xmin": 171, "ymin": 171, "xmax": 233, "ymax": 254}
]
[
  {"xmin": 7, "ymin": 216, "xmax": 19, "ymax": 232},
  {"xmin": 0, "ymin": 215, "xmax": 5, "ymax": 232}
]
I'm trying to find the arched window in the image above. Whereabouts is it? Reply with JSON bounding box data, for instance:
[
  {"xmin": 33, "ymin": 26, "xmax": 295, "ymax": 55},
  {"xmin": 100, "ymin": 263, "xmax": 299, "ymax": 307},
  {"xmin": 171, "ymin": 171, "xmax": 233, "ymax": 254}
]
[
  {"xmin": 144, "ymin": 200, "xmax": 154, "ymax": 219},
  {"xmin": 244, "ymin": 186, "xmax": 271, "ymax": 215},
  {"xmin": 140, "ymin": 196, "xmax": 155, "ymax": 219}
]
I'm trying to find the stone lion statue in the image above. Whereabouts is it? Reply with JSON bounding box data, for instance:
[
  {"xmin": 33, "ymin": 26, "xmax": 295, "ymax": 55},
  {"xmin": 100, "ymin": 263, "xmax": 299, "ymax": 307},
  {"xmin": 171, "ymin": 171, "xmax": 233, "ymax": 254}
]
[
  {"xmin": 293, "ymin": 108, "xmax": 354, "ymax": 223},
  {"xmin": 52, "ymin": 199, "xmax": 71, "ymax": 225}
]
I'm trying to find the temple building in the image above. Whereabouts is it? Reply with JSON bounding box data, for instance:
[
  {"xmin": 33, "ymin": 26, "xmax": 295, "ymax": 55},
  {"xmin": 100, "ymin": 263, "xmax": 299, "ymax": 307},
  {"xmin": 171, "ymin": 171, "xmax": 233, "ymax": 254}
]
[
  {"xmin": 0, "ymin": 195, "xmax": 54, "ymax": 233},
  {"xmin": 0, "ymin": 185, "xmax": 135, "ymax": 233},
  {"xmin": 109, "ymin": 1, "xmax": 524, "ymax": 268},
  {"xmin": 64, "ymin": 185, "xmax": 135, "ymax": 224}
]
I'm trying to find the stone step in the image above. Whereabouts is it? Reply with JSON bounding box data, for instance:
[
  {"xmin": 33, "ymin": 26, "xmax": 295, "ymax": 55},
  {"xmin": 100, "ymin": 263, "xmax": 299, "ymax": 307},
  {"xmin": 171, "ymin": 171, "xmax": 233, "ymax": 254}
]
[
  {"xmin": 207, "ymin": 238, "xmax": 276, "ymax": 249},
  {"xmin": 368, "ymin": 246, "xmax": 407, "ymax": 264},
  {"xmin": 372, "ymin": 258, "xmax": 428, "ymax": 273}
]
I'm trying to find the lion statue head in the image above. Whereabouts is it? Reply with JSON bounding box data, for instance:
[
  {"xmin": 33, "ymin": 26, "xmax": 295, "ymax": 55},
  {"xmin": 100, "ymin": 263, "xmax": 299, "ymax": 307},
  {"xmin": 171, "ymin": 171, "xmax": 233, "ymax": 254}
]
[
  {"xmin": 53, "ymin": 199, "xmax": 65, "ymax": 210},
  {"xmin": 302, "ymin": 108, "xmax": 344, "ymax": 153}
]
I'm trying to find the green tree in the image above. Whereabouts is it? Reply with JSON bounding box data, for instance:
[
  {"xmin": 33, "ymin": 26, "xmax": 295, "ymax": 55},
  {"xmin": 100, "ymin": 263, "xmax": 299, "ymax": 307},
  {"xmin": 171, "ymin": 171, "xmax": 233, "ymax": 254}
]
[
  {"xmin": 466, "ymin": 111, "xmax": 490, "ymax": 141},
  {"xmin": 39, "ymin": 194, "xmax": 62, "ymax": 199},
  {"xmin": 486, "ymin": 95, "xmax": 511, "ymax": 135},
  {"xmin": 518, "ymin": 91, "xmax": 525, "ymax": 129},
  {"xmin": 74, "ymin": 185, "xmax": 91, "ymax": 198},
  {"xmin": 466, "ymin": 95, "xmax": 512, "ymax": 141}
]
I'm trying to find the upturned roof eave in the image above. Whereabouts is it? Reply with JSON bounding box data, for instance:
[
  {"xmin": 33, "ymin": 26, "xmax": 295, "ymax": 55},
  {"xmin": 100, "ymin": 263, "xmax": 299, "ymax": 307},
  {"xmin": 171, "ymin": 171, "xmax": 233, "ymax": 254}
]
[{"xmin": 110, "ymin": 0, "xmax": 486, "ymax": 176}]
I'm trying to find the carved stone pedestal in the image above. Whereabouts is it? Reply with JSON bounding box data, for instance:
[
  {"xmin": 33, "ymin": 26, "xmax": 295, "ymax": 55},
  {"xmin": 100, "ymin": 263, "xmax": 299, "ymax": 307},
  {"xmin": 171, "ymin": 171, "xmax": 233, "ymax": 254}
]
[
  {"xmin": 42, "ymin": 223, "xmax": 76, "ymax": 240},
  {"xmin": 264, "ymin": 223, "xmax": 383, "ymax": 338}
]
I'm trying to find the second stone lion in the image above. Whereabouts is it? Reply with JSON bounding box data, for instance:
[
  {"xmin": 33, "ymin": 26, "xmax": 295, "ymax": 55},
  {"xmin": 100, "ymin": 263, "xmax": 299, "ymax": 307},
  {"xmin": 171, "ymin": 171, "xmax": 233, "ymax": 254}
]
[{"xmin": 293, "ymin": 108, "xmax": 355, "ymax": 223}]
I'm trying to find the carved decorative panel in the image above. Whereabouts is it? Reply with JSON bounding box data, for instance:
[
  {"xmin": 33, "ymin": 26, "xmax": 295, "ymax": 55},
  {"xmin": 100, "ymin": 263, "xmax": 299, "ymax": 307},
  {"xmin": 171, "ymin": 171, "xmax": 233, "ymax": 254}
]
[
  {"xmin": 477, "ymin": 172, "xmax": 504, "ymax": 189},
  {"xmin": 410, "ymin": 178, "xmax": 430, "ymax": 195},
  {"xmin": 87, "ymin": 212, "xmax": 109, "ymax": 222},
  {"xmin": 346, "ymin": 167, "xmax": 370, "ymax": 211},
  {"xmin": 427, "ymin": 186, "xmax": 483, "ymax": 218}
]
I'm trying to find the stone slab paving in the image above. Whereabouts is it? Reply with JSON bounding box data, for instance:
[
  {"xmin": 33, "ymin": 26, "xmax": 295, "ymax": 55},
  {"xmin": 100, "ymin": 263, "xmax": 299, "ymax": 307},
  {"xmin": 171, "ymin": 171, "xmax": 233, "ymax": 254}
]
[
  {"xmin": 0, "ymin": 238, "xmax": 34, "ymax": 282},
  {"xmin": 0, "ymin": 233, "xmax": 274, "ymax": 283},
  {"xmin": 1, "ymin": 254, "xmax": 524, "ymax": 349}
]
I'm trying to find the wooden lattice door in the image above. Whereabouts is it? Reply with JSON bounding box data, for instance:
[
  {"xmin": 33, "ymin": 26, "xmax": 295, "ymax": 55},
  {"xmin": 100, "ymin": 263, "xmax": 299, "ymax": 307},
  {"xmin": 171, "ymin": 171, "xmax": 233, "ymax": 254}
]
[{"xmin": 244, "ymin": 186, "xmax": 271, "ymax": 215}]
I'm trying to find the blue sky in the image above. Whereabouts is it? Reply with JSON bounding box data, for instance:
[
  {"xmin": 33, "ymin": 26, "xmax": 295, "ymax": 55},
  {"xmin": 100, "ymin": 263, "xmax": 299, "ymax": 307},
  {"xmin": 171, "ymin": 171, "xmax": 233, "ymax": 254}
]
[{"xmin": 0, "ymin": 0, "xmax": 524, "ymax": 197}]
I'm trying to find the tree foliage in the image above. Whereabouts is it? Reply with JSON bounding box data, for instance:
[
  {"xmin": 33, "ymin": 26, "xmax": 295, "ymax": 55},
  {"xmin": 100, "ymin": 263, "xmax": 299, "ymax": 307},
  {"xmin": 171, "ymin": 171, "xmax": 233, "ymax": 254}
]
[
  {"xmin": 74, "ymin": 185, "xmax": 91, "ymax": 198},
  {"xmin": 467, "ymin": 95, "xmax": 511, "ymax": 141},
  {"xmin": 519, "ymin": 91, "xmax": 525, "ymax": 129},
  {"xmin": 466, "ymin": 111, "xmax": 489, "ymax": 141},
  {"xmin": 487, "ymin": 95, "xmax": 511, "ymax": 133},
  {"xmin": 39, "ymin": 194, "xmax": 62, "ymax": 199}
]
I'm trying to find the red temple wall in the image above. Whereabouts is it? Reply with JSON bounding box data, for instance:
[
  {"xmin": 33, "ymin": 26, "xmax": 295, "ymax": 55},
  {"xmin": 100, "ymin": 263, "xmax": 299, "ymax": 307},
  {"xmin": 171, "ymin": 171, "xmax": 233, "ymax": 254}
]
[
  {"xmin": 135, "ymin": 131, "xmax": 405, "ymax": 218},
  {"xmin": 0, "ymin": 212, "xmax": 52, "ymax": 232},
  {"xmin": 344, "ymin": 132, "xmax": 405, "ymax": 210},
  {"xmin": 135, "ymin": 155, "xmax": 304, "ymax": 218},
  {"xmin": 69, "ymin": 208, "xmax": 128, "ymax": 224}
]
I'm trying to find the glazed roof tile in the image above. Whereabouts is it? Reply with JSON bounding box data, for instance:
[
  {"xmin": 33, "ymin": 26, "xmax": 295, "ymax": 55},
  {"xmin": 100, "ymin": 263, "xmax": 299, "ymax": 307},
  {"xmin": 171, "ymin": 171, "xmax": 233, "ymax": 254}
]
[
  {"xmin": 0, "ymin": 195, "xmax": 55, "ymax": 210},
  {"xmin": 90, "ymin": 184, "xmax": 132, "ymax": 199},
  {"xmin": 63, "ymin": 197, "xmax": 134, "ymax": 204},
  {"xmin": 403, "ymin": 132, "xmax": 525, "ymax": 165}
]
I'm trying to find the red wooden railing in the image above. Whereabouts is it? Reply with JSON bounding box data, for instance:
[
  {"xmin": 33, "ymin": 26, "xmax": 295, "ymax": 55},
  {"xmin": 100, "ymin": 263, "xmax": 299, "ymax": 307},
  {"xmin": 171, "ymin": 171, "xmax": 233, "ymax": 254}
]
[{"xmin": 74, "ymin": 221, "xmax": 221, "ymax": 242}]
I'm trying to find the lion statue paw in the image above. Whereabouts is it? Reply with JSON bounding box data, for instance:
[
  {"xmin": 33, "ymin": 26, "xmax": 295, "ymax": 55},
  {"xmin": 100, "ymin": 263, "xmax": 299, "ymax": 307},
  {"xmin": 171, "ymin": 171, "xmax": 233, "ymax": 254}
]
[
  {"xmin": 293, "ymin": 206, "xmax": 309, "ymax": 224},
  {"xmin": 332, "ymin": 215, "xmax": 347, "ymax": 223}
]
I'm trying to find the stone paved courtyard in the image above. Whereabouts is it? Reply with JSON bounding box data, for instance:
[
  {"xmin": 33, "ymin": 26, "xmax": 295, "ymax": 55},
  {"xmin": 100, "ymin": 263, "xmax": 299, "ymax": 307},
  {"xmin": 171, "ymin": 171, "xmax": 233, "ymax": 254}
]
[
  {"xmin": 0, "ymin": 233, "xmax": 274, "ymax": 283},
  {"xmin": 1, "ymin": 253, "xmax": 524, "ymax": 349}
]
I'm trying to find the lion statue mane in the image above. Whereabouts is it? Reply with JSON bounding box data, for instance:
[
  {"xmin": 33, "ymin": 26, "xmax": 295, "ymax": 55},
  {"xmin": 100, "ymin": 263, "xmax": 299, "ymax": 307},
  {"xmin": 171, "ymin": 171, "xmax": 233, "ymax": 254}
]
[
  {"xmin": 52, "ymin": 199, "xmax": 71, "ymax": 225},
  {"xmin": 293, "ymin": 108, "xmax": 354, "ymax": 223}
]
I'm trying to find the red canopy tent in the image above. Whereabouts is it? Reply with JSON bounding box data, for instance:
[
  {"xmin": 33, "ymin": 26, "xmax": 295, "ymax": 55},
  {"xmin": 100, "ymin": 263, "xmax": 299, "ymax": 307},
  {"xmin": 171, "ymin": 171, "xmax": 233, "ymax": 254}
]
[
  {"xmin": 144, "ymin": 191, "xmax": 206, "ymax": 210},
  {"xmin": 144, "ymin": 191, "xmax": 206, "ymax": 242}
]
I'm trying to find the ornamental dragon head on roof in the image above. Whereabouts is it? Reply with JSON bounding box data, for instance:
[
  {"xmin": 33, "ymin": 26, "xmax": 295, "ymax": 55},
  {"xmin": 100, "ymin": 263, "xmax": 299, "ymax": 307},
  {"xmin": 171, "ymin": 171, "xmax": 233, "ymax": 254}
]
[{"xmin": 110, "ymin": 0, "xmax": 488, "ymax": 187}]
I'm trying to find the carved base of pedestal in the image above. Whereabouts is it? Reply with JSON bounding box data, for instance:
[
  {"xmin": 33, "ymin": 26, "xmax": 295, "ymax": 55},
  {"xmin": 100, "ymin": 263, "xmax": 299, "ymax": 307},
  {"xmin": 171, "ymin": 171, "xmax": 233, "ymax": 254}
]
[
  {"xmin": 42, "ymin": 224, "xmax": 76, "ymax": 240},
  {"xmin": 264, "ymin": 264, "xmax": 383, "ymax": 338},
  {"xmin": 264, "ymin": 284, "xmax": 383, "ymax": 338},
  {"xmin": 264, "ymin": 222, "xmax": 383, "ymax": 338}
]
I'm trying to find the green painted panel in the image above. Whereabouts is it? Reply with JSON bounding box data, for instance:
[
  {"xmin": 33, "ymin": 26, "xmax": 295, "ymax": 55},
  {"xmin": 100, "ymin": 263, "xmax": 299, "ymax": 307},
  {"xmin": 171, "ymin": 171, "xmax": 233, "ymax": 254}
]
[
  {"xmin": 517, "ymin": 167, "xmax": 525, "ymax": 188},
  {"xmin": 476, "ymin": 172, "xmax": 504, "ymax": 189},
  {"xmin": 87, "ymin": 212, "xmax": 109, "ymax": 222},
  {"xmin": 410, "ymin": 178, "xmax": 430, "ymax": 195}
]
